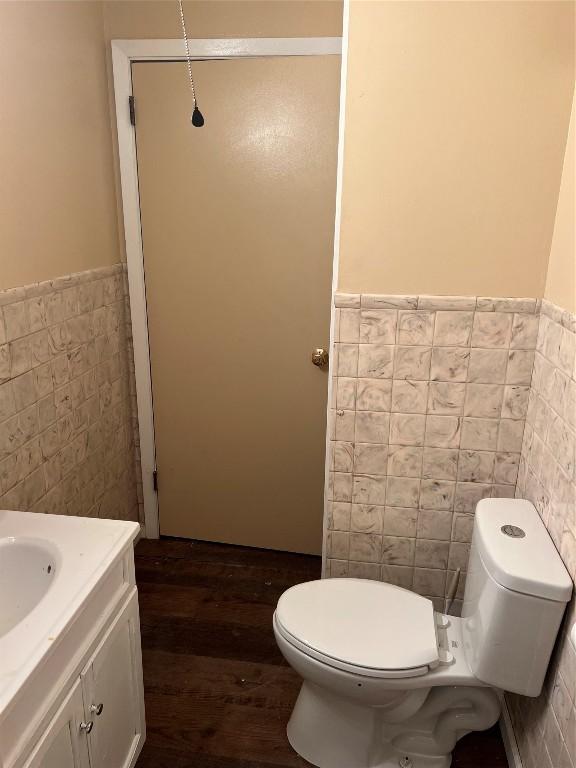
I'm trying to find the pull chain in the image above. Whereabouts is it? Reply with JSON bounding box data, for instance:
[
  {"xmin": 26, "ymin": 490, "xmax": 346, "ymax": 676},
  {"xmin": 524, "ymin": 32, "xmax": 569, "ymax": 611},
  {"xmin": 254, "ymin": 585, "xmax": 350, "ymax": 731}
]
[{"xmin": 178, "ymin": 0, "xmax": 204, "ymax": 127}]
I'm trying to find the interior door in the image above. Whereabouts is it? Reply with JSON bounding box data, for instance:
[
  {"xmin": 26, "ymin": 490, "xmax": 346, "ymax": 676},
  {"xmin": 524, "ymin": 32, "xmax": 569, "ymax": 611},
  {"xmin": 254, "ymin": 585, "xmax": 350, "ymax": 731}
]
[{"xmin": 132, "ymin": 55, "xmax": 340, "ymax": 554}]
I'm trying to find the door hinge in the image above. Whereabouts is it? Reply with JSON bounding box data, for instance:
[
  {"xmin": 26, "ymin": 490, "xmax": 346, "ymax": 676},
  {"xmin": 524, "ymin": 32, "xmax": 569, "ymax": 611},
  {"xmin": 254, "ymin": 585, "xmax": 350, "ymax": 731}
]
[
  {"xmin": 129, "ymin": 95, "xmax": 136, "ymax": 127},
  {"xmin": 153, "ymin": 469, "xmax": 158, "ymax": 493}
]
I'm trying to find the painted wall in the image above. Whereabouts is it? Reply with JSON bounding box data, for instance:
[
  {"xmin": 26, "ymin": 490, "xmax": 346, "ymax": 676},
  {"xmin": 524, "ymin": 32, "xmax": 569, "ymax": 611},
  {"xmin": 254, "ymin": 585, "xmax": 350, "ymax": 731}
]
[
  {"xmin": 102, "ymin": 0, "xmax": 343, "ymax": 39},
  {"xmin": 545, "ymin": 88, "xmax": 576, "ymax": 313},
  {"xmin": 0, "ymin": 2, "xmax": 120, "ymax": 290},
  {"xmin": 338, "ymin": 0, "xmax": 575, "ymax": 297}
]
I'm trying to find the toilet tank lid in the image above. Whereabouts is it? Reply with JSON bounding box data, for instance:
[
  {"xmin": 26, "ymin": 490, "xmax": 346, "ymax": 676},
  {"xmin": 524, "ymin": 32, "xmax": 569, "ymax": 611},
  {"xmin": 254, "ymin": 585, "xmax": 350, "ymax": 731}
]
[{"xmin": 475, "ymin": 499, "xmax": 573, "ymax": 602}]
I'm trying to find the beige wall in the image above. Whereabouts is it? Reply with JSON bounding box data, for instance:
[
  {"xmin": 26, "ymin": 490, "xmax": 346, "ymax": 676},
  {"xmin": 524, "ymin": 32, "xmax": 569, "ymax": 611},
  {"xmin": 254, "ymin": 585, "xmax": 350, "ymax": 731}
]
[
  {"xmin": 545, "ymin": 87, "xmax": 576, "ymax": 313},
  {"xmin": 0, "ymin": 2, "xmax": 120, "ymax": 290},
  {"xmin": 338, "ymin": 0, "xmax": 575, "ymax": 297},
  {"xmin": 102, "ymin": 0, "xmax": 342, "ymax": 39}
]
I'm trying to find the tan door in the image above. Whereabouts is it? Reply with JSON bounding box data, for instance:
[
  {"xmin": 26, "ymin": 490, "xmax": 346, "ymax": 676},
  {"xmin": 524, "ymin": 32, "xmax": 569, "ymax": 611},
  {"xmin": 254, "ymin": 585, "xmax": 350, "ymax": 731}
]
[{"xmin": 133, "ymin": 57, "xmax": 340, "ymax": 554}]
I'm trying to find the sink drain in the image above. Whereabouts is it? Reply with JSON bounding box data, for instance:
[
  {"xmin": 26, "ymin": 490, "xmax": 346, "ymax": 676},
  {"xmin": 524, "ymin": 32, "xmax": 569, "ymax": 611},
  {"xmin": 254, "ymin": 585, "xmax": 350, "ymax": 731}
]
[{"xmin": 399, "ymin": 758, "xmax": 413, "ymax": 768}]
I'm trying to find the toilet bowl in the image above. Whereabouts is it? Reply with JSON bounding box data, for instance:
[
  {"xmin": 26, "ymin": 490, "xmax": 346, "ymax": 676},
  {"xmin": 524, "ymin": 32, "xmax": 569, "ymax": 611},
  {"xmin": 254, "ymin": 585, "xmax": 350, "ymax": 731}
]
[{"xmin": 274, "ymin": 499, "xmax": 573, "ymax": 768}]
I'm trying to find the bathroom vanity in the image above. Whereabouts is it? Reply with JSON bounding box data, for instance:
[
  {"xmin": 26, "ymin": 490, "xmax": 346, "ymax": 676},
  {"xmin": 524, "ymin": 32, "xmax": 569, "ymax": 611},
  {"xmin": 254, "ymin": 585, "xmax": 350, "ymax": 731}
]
[{"xmin": 0, "ymin": 510, "xmax": 145, "ymax": 768}]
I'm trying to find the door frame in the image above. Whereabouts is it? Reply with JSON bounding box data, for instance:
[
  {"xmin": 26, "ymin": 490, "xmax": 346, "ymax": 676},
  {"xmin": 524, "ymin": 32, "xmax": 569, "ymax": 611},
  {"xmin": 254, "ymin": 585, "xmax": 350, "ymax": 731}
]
[{"xmin": 111, "ymin": 26, "xmax": 349, "ymax": 551}]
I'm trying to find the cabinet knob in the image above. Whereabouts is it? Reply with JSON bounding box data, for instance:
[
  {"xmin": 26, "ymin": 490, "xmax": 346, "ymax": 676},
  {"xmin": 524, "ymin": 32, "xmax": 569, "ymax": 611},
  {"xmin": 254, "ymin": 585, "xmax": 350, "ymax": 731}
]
[
  {"xmin": 90, "ymin": 703, "xmax": 104, "ymax": 716},
  {"xmin": 79, "ymin": 721, "xmax": 94, "ymax": 734}
]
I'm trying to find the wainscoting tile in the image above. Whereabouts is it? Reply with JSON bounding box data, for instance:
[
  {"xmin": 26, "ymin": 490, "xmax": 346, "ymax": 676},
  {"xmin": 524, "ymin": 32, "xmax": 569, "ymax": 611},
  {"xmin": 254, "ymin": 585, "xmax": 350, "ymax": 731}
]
[
  {"xmin": 326, "ymin": 291, "xmax": 545, "ymax": 617},
  {"xmin": 0, "ymin": 265, "xmax": 140, "ymax": 524}
]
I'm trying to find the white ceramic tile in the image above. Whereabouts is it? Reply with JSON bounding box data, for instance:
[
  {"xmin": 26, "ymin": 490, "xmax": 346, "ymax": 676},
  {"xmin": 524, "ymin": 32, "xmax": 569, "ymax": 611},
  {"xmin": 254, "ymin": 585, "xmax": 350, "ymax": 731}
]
[
  {"xmin": 383, "ymin": 507, "xmax": 418, "ymax": 537},
  {"xmin": 336, "ymin": 377, "xmax": 356, "ymax": 410},
  {"xmin": 433, "ymin": 311, "xmax": 474, "ymax": 347},
  {"xmin": 412, "ymin": 568, "xmax": 446, "ymax": 597},
  {"xmin": 333, "ymin": 441, "xmax": 354, "ymax": 472},
  {"xmin": 381, "ymin": 564, "xmax": 414, "ymax": 589},
  {"xmin": 355, "ymin": 411, "xmax": 390, "ymax": 443},
  {"xmin": 510, "ymin": 313, "xmax": 539, "ymax": 349},
  {"xmin": 349, "ymin": 532, "xmax": 382, "ymax": 562},
  {"xmin": 397, "ymin": 311, "xmax": 435, "ymax": 345},
  {"xmin": 418, "ymin": 296, "xmax": 476, "ymax": 311},
  {"xmin": 381, "ymin": 535, "xmax": 416, "ymax": 566},
  {"xmin": 457, "ymin": 450, "xmax": 495, "ymax": 483},
  {"xmin": 393, "ymin": 346, "xmax": 431, "ymax": 380},
  {"xmin": 329, "ymin": 501, "xmax": 351, "ymax": 531},
  {"xmin": 391, "ymin": 379, "xmax": 428, "ymax": 414},
  {"xmin": 417, "ymin": 508, "xmax": 452, "ymax": 540},
  {"xmin": 419, "ymin": 479, "xmax": 455, "ymax": 510},
  {"xmin": 460, "ymin": 418, "xmax": 499, "ymax": 450},
  {"xmin": 464, "ymin": 384, "xmax": 504, "ymax": 418},
  {"xmin": 415, "ymin": 539, "xmax": 450, "ymax": 569},
  {"xmin": 389, "ymin": 413, "xmax": 426, "ymax": 446},
  {"xmin": 337, "ymin": 343, "xmax": 359, "ymax": 376},
  {"xmin": 424, "ymin": 416, "xmax": 461, "ymax": 448},
  {"xmin": 471, "ymin": 312, "xmax": 513, "ymax": 348},
  {"xmin": 334, "ymin": 293, "xmax": 361, "ymax": 309},
  {"xmin": 427, "ymin": 382, "xmax": 465, "ymax": 415},
  {"xmin": 502, "ymin": 385, "xmax": 530, "ymax": 419},
  {"xmin": 357, "ymin": 343, "xmax": 394, "ymax": 379},
  {"xmin": 493, "ymin": 452, "xmax": 520, "ymax": 485},
  {"xmin": 506, "ymin": 349, "xmax": 535, "ymax": 385},
  {"xmin": 430, "ymin": 347, "xmax": 470, "ymax": 382},
  {"xmin": 422, "ymin": 447, "xmax": 459, "ymax": 480},
  {"xmin": 476, "ymin": 297, "xmax": 537, "ymax": 313},
  {"xmin": 361, "ymin": 295, "xmax": 417, "ymax": 310},
  {"xmin": 339, "ymin": 309, "xmax": 361, "ymax": 343},
  {"xmin": 352, "ymin": 474, "xmax": 387, "ymax": 505},
  {"xmin": 387, "ymin": 445, "xmax": 423, "ymax": 478},
  {"xmin": 467, "ymin": 348, "xmax": 508, "ymax": 383},
  {"xmin": 356, "ymin": 378, "xmax": 392, "ymax": 411},
  {"xmin": 386, "ymin": 476, "xmax": 420, "ymax": 508},
  {"xmin": 350, "ymin": 504, "xmax": 383, "ymax": 534},
  {"xmin": 359, "ymin": 310, "xmax": 397, "ymax": 344},
  {"xmin": 453, "ymin": 482, "xmax": 492, "ymax": 512},
  {"xmin": 354, "ymin": 443, "xmax": 388, "ymax": 474}
]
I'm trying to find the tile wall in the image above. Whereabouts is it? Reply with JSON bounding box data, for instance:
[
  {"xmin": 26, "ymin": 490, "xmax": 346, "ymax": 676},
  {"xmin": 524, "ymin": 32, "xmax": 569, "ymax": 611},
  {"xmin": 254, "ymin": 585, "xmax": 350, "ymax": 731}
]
[
  {"xmin": 510, "ymin": 299, "xmax": 576, "ymax": 768},
  {"xmin": 0, "ymin": 265, "xmax": 142, "ymax": 523},
  {"xmin": 326, "ymin": 292, "xmax": 540, "ymax": 611}
]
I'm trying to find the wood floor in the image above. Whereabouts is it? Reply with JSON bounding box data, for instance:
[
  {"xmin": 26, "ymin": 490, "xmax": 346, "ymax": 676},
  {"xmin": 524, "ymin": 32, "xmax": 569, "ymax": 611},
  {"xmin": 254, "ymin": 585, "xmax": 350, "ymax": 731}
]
[{"xmin": 134, "ymin": 538, "xmax": 509, "ymax": 768}]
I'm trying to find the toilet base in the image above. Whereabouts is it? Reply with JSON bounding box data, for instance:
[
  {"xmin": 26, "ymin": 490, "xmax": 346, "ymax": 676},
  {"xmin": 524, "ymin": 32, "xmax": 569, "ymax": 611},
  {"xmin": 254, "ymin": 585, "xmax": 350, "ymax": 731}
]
[{"xmin": 286, "ymin": 681, "xmax": 500, "ymax": 768}]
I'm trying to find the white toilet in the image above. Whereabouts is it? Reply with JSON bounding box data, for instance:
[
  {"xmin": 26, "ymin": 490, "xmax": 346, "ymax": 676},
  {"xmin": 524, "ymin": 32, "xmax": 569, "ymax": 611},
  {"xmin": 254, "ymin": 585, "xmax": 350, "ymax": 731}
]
[{"xmin": 273, "ymin": 499, "xmax": 573, "ymax": 768}]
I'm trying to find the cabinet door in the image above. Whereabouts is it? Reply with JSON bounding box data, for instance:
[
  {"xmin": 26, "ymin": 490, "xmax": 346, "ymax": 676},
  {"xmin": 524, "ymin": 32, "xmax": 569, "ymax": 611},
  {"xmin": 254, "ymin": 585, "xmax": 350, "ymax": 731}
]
[
  {"xmin": 80, "ymin": 590, "xmax": 145, "ymax": 768},
  {"xmin": 23, "ymin": 680, "xmax": 90, "ymax": 768}
]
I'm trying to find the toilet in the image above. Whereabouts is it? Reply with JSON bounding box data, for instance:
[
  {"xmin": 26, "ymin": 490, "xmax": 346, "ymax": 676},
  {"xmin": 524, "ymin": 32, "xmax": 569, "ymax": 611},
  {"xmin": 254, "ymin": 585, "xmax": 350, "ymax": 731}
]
[{"xmin": 273, "ymin": 498, "xmax": 573, "ymax": 768}]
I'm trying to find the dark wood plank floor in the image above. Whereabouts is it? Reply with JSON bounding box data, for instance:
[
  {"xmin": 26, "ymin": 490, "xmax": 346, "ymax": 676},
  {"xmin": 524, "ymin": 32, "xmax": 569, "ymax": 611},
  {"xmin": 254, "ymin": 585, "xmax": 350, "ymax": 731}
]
[{"xmin": 134, "ymin": 538, "xmax": 508, "ymax": 768}]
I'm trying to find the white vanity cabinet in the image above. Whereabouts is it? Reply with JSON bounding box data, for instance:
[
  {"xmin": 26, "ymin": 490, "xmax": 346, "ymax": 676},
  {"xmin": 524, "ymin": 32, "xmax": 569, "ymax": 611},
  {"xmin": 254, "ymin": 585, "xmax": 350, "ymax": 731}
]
[
  {"xmin": 80, "ymin": 592, "xmax": 143, "ymax": 768},
  {"xmin": 24, "ymin": 683, "xmax": 89, "ymax": 768},
  {"xmin": 0, "ymin": 521, "xmax": 146, "ymax": 768},
  {"xmin": 23, "ymin": 592, "xmax": 144, "ymax": 768}
]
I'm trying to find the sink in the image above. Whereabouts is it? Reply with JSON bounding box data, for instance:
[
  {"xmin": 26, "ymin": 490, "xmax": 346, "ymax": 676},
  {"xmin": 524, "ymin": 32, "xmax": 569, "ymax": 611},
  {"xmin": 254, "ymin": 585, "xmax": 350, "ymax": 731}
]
[{"xmin": 0, "ymin": 537, "xmax": 60, "ymax": 638}]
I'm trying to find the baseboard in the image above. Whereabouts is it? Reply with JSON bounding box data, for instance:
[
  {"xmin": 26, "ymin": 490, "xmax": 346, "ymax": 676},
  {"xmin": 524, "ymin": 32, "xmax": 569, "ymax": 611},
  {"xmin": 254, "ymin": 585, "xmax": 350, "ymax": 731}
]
[{"xmin": 499, "ymin": 698, "xmax": 523, "ymax": 768}]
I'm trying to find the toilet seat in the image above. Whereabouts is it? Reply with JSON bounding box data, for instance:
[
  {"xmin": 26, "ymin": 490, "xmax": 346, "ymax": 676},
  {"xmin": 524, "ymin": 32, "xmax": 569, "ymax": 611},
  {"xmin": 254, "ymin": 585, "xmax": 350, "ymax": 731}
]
[{"xmin": 274, "ymin": 579, "xmax": 441, "ymax": 679}]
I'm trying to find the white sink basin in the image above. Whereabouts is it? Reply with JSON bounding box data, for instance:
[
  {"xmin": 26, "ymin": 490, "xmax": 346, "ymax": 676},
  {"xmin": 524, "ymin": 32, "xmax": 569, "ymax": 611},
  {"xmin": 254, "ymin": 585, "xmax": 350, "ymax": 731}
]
[
  {"xmin": 0, "ymin": 510, "xmax": 139, "ymax": 718},
  {"xmin": 0, "ymin": 537, "xmax": 60, "ymax": 638}
]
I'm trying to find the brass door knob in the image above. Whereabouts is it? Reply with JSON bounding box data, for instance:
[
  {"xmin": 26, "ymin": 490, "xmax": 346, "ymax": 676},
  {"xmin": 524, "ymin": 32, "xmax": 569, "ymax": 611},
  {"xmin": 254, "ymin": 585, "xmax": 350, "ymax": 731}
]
[{"xmin": 311, "ymin": 348, "xmax": 329, "ymax": 367}]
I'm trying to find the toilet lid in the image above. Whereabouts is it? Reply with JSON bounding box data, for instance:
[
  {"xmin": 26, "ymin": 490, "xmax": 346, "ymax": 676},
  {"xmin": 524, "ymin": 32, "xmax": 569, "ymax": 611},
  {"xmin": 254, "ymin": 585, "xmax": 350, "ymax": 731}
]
[{"xmin": 275, "ymin": 579, "xmax": 439, "ymax": 675}]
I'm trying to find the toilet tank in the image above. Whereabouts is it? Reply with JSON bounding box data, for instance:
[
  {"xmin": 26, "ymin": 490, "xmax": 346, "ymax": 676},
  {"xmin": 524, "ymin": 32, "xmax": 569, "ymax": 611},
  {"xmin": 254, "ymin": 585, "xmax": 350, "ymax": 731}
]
[{"xmin": 462, "ymin": 498, "xmax": 572, "ymax": 697}]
